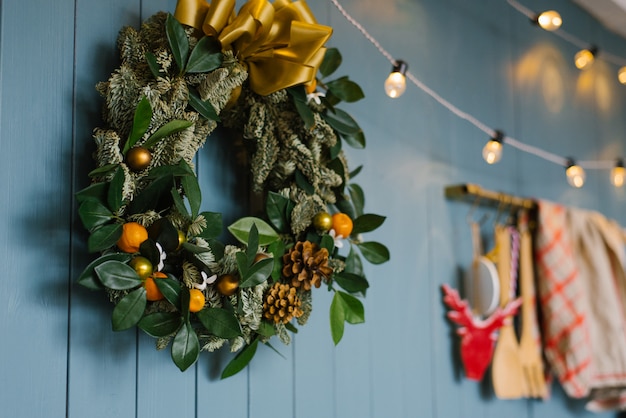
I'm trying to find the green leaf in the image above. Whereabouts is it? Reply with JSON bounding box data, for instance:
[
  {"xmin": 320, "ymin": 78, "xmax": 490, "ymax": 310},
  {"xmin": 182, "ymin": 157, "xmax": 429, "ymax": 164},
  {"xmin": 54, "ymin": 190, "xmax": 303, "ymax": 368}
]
[
  {"xmin": 145, "ymin": 51, "xmax": 162, "ymax": 78},
  {"xmin": 319, "ymin": 47, "xmax": 342, "ymax": 78},
  {"xmin": 75, "ymin": 182, "xmax": 107, "ymax": 204},
  {"xmin": 78, "ymin": 200, "xmax": 114, "ymax": 231},
  {"xmin": 139, "ymin": 312, "xmax": 183, "ymax": 338},
  {"xmin": 235, "ymin": 251, "xmax": 249, "ymax": 278},
  {"xmin": 267, "ymin": 240, "xmax": 285, "ymax": 281},
  {"xmin": 349, "ymin": 165, "xmax": 363, "ymax": 179},
  {"xmin": 246, "ymin": 224, "xmax": 260, "ymax": 264},
  {"xmin": 88, "ymin": 223, "xmax": 123, "ymax": 253},
  {"xmin": 145, "ymin": 161, "xmax": 194, "ymax": 179},
  {"xmin": 206, "ymin": 238, "xmax": 225, "ymax": 260},
  {"xmin": 323, "ymin": 108, "xmax": 361, "ymax": 135},
  {"xmin": 348, "ymin": 184, "xmax": 365, "ymax": 218},
  {"xmin": 181, "ymin": 174, "xmax": 201, "ymax": 219},
  {"xmin": 239, "ymin": 257, "xmax": 273, "ymax": 288},
  {"xmin": 189, "ymin": 88, "xmax": 220, "ymax": 121},
  {"xmin": 123, "ymin": 96, "xmax": 152, "ymax": 154},
  {"xmin": 357, "ymin": 241, "xmax": 390, "ymax": 265},
  {"xmin": 326, "ymin": 76, "xmax": 365, "ymax": 103},
  {"xmin": 352, "ymin": 213, "xmax": 385, "ymax": 235},
  {"xmin": 345, "ymin": 246, "xmax": 364, "ymax": 276},
  {"xmin": 171, "ymin": 186, "xmax": 190, "ymax": 218},
  {"xmin": 181, "ymin": 287, "xmax": 191, "ymax": 322},
  {"xmin": 142, "ymin": 120, "xmax": 193, "ymax": 150},
  {"xmin": 293, "ymin": 95, "xmax": 315, "ymax": 130},
  {"xmin": 196, "ymin": 308, "xmax": 242, "ymax": 339},
  {"xmin": 327, "ymin": 158, "xmax": 345, "ymax": 192},
  {"xmin": 266, "ymin": 191, "xmax": 290, "ymax": 232},
  {"xmin": 221, "ymin": 338, "xmax": 259, "ymax": 379},
  {"xmin": 171, "ymin": 320, "xmax": 200, "ymax": 371},
  {"xmin": 334, "ymin": 272, "xmax": 369, "ymax": 294},
  {"xmin": 128, "ymin": 175, "xmax": 174, "ymax": 214},
  {"xmin": 257, "ymin": 321, "xmax": 276, "ymax": 337},
  {"xmin": 166, "ymin": 14, "xmax": 189, "ymax": 73},
  {"xmin": 112, "ymin": 287, "xmax": 147, "ymax": 331},
  {"xmin": 341, "ymin": 130, "xmax": 366, "ymax": 149},
  {"xmin": 95, "ymin": 260, "xmax": 142, "ymax": 290},
  {"xmin": 155, "ymin": 275, "xmax": 182, "ymax": 308},
  {"xmin": 139, "ymin": 239, "xmax": 160, "ymax": 267},
  {"xmin": 330, "ymin": 291, "xmax": 365, "ymax": 345},
  {"xmin": 198, "ymin": 211, "xmax": 222, "ymax": 239},
  {"xmin": 107, "ymin": 166, "xmax": 125, "ymax": 212},
  {"xmin": 295, "ymin": 169, "xmax": 315, "ymax": 195},
  {"xmin": 320, "ymin": 234, "xmax": 335, "ymax": 255},
  {"xmin": 228, "ymin": 217, "xmax": 279, "ymax": 246},
  {"xmin": 181, "ymin": 242, "xmax": 212, "ymax": 254},
  {"xmin": 88, "ymin": 164, "xmax": 118, "ymax": 178},
  {"xmin": 284, "ymin": 322, "xmax": 299, "ymax": 334},
  {"xmin": 186, "ymin": 36, "xmax": 223, "ymax": 73},
  {"xmin": 329, "ymin": 137, "xmax": 342, "ymax": 160},
  {"xmin": 77, "ymin": 253, "xmax": 132, "ymax": 290}
]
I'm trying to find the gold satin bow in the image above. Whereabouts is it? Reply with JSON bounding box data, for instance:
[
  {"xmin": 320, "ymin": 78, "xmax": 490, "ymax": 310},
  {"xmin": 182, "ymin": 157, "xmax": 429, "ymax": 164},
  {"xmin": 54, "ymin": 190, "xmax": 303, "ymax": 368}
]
[{"xmin": 174, "ymin": 0, "xmax": 332, "ymax": 96}]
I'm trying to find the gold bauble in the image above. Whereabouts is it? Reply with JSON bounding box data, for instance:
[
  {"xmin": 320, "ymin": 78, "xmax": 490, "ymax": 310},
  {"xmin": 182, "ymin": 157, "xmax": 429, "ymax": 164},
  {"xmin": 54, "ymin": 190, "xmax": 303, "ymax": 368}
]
[
  {"xmin": 176, "ymin": 230, "xmax": 187, "ymax": 251},
  {"xmin": 313, "ymin": 212, "xmax": 333, "ymax": 233},
  {"xmin": 126, "ymin": 146, "xmax": 152, "ymax": 172},
  {"xmin": 216, "ymin": 274, "xmax": 239, "ymax": 296},
  {"xmin": 129, "ymin": 256, "xmax": 153, "ymax": 279}
]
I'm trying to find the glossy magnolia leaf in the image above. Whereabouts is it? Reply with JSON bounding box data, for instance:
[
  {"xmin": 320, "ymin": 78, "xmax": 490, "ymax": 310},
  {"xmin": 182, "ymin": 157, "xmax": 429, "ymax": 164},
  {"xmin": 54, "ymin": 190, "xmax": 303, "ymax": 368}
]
[
  {"xmin": 150, "ymin": 218, "xmax": 179, "ymax": 252},
  {"xmin": 75, "ymin": 182, "xmax": 107, "ymax": 204},
  {"xmin": 349, "ymin": 164, "xmax": 363, "ymax": 179},
  {"xmin": 239, "ymin": 257, "xmax": 273, "ymax": 288},
  {"xmin": 348, "ymin": 184, "xmax": 365, "ymax": 218},
  {"xmin": 139, "ymin": 312, "xmax": 183, "ymax": 338},
  {"xmin": 267, "ymin": 240, "xmax": 285, "ymax": 281},
  {"xmin": 319, "ymin": 47, "xmax": 342, "ymax": 78},
  {"xmin": 142, "ymin": 120, "xmax": 193, "ymax": 150},
  {"xmin": 323, "ymin": 107, "xmax": 361, "ymax": 135},
  {"xmin": 320, "ymin": 234, "xmax": 335, "ymax": 255},
  {"xmin": 266, "ymin": 191, "xmax": 290, "ymax": 232},
  {"xmin": 181, "ymin": 173, "xmax": 201, "ymax": 218},
  {"xmin": 181, "ymin": 242, "xmax": 212, "ymax": 254},
  {"xmin": 196, "ymin": 308, "xmax": 242, "ymax": 339},
  {"xmin": 335, "ymin": 198, "xmax": 356, "ymax": 221},
  {"xmin": 123, "ymin": 96, "xmax": 152, "ymax": 154},
  {"xmin": 334, "ymin": 272, "xmax": 369, "ymax": 294},
  {"xmin": 345, "ymin": 246, "xmax": 364, "ymax": 276},
  {"xmin": 112, "ymin": 287, "xmax": 147, "ymax": 331},
  {"xmin": 171, "ymin": 320, "xmax": 200, "ymax": 371},
  {"xmin": 88, "ymin": 223, "xmax": 123, "ymax": 253},
  {"xmin": 352, "ymin": 214, "xmax": 386, "ymax": 235},
  {"xmin": 295, "ymin": 169, "xmax": 315, "ymax": 195},
  {"xmin": 341, "ymin": 130, "xmax": 366, "ymax": 149},
  {"xmin": 88, "ymin": 164, "xmax": 118, "ymax": 178},
  {"xmin": 221, "ymin": 338, "xmax": 259, "ymax": 379},
  {"xmin": 155, "ymin": 275, "xmax": 182, "ymax": 308},
  {"xmin": 186, "ymin": 36, "xmax": 223, "ymax": 73},
  {"xmin": 326, "ymin": 76, "xmax": 365, "ymax": 103},
  {"xmin": 78, "ymin": 200, "xmax": 113, "ymax": 231},
  {"xmin": 228, "ymin": 217, "xmax": 279, "ymax": 246},
  {"xmin": 206, "ymin": 238, "xmax": 225, "ymax": 260},
  {"xmin": 245, "ymin": 224, "xmax": 260, "ymax": 266},
  {"xmin": 107, "ymin": 166, "xmax": 125, "ymax": 212},
  {"xmin": 189, "ymin": 88, "xmax": 220, "ymax": 121},
  {"xmin": 171, "ymin": 186, "xmax": 190, "ymax": 218},
  {"xmin": 145, "ymin": 161, "xmax": 194, "ymax": 179},
  {"xmin": 198, "ymin": 211, "xmax": 222, "ymax": 239},
  {"xmin": 95, "ymin": 260, "xmax": 142, "ymax": 290},
  {"xmin": 139, "ymin": 239, "xmax": 160, "ymax": 267},
  {"xmin": 330, "ymin": 291, "xmax": 365, "ymax": 345},
  {"xmin": 166, "ymin": 14, "xmax": 189, "ymax": 73},
  {"xmin": 256, "ymin": 321, "xmax": 276, "ymax": 337},
  {"xmin": 357, "ymin": 241, "xmax": 390, "ymax": 265},
  {"xmin": 128, "ymin": 175, "xmax": 174, "ymax": 214},
  {"xmin": 77, "ymin": 253, "xmax": 132, "ymax": 290},
  {"xmin": 145, "ymin": 51, "xmax": 162, "ymax": 78}
]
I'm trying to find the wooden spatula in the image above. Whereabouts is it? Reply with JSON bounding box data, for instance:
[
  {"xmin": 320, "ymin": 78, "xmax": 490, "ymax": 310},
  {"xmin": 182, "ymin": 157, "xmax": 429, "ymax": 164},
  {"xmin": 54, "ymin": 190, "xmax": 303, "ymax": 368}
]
[{"xmin": 491, "ymin": 225, "xmax": 527, "ymax": 399}]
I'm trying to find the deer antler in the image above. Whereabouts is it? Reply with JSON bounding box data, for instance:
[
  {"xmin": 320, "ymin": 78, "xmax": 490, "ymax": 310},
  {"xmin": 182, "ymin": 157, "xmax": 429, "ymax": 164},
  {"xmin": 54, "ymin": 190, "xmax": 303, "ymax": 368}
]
[
  {"xmin": 483, "ymin": 297, "xmax": 522, "ymax": 336},
  {"xmin": 442, "ymin": 284, "xmax": 475, "ymax": 330}
]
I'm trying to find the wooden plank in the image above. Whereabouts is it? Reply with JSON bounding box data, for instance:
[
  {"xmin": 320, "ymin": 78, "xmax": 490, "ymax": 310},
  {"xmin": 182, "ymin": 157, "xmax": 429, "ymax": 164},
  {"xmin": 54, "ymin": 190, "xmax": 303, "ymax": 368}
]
[
  {"xmin": 67, "ymin": 2, "xmax": 141, "ymax": 417},
  {"xmin": 0, "ymin": 0, "xmax": 74, "ymax": 416}
]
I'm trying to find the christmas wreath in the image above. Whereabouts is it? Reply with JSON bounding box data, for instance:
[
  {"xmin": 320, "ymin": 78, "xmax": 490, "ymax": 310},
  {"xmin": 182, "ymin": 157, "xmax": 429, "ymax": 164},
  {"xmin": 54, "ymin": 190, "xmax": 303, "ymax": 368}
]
[{"xmin": 76, "ymin": 0, "xmax": 389, "ymax": 377}]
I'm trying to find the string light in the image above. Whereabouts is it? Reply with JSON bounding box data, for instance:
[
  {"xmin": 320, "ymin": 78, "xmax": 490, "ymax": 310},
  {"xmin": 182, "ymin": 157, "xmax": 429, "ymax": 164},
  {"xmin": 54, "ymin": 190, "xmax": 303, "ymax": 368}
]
[
  {"xmin": 611, "ymin": 159, "xmax": 626, "ymax": 187},
  {"xmin": 329, "ymin": 0, "xmax": 625, "ymax": 188},
  {"xmin": 574, "ymin": 46, "xmax": 597, "ymax": 70},
  {"xmin": 535, "ymin": 10, "xmax": 562, "ymax": 31},
  {"xmin": 482, "ymin": 130, "xmax": 504, "ymax": 164},
  {"xmin": 384, "ymin": 60, "xmax": 408, "ymax": 98},
  {"xmin": 565, "ymin": 159, "xmax": 586, "ymax": 188},
  {"xmin": 618, "ymin": 67, "xmax": 626, "ymax": 84}
]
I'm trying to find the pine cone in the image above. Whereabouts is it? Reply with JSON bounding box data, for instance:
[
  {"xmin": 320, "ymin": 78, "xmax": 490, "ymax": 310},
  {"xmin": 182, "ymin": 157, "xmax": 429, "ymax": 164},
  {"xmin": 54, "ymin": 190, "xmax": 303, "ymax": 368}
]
[
  {"xmin": 282, "ymin": 241, "xmax": 333, "ymax": 290},
  {"xmin": 263, "ymin": 282, "xmax": 303, "ymax": 324}
]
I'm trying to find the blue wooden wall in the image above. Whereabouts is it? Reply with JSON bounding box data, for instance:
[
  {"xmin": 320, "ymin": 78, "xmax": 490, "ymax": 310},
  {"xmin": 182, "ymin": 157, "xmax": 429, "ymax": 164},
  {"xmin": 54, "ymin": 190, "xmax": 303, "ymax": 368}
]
[{"xmin": 1, "ymin": 0, "xmax": 625, "ymax": 416}]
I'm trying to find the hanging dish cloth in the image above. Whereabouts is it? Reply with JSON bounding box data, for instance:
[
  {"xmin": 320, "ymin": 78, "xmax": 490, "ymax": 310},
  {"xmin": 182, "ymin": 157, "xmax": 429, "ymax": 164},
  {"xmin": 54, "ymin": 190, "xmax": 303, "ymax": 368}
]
[{"xmin": 535, "ymin": 200, "xmax": 626, "ymax": 410}]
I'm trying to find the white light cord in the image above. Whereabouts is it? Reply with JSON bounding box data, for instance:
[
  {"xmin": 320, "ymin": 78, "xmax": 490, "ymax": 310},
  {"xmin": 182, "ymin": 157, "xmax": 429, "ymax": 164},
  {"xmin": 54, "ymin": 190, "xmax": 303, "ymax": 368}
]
[{"xmin": 329, "ymin": 0, "xmax": 622, "ymax": 171}]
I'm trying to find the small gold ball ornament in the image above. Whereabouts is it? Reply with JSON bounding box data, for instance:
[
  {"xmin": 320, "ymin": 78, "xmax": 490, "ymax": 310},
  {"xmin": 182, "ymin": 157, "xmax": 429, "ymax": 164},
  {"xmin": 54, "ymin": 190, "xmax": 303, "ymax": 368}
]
[
  {"xmin": 126, "ymin": 146, "xmax": 152, "ymax": 172},
  {"xmin": 129, "ymin": 256, "xmax": 153, "ymax": 280},
  {"xmin": 216, "ymin": 274, "xmax": 239, "ymax": 296},
  {"xmin": 313, "ymin": 212, "xmax": 333, "ymax": 233},
  {"xmin": 176, "ymin": 230, "xmax": 187, "ymax": 251}
]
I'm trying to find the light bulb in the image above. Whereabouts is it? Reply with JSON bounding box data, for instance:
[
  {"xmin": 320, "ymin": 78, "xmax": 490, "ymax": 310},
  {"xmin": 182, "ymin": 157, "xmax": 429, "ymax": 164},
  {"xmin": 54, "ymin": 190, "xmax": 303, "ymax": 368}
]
[
  {"xmin": 565, "ymin": 162, "xmax": 585, "ymax": 188},
  {"xmin": 536, "ymin": 10, "xmax": 562, "ymax": 31},
  {"xmin": 574, "ymin": 48, "xmax": 596, "ymax": 70},
  {"xmin": 618, "ymin": 67, "xmax": 626, "ymax": 85},
  {"xmin": 611, "ymin": 160, "xmax": 625, "ymax": 187},
  {"xmin": 482, "ymin": 131, "xmax": 504, "ymax": 164},
  {"xmin": 385, "ymin": 60, "xmax": 408, "ymax": 98}
]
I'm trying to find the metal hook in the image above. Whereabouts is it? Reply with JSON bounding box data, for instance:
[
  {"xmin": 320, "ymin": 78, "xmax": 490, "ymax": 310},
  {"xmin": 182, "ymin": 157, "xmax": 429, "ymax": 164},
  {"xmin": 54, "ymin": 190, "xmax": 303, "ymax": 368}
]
[{"xmin": 466, "ymin": 195, "xmax": 489, "ymax": 226}]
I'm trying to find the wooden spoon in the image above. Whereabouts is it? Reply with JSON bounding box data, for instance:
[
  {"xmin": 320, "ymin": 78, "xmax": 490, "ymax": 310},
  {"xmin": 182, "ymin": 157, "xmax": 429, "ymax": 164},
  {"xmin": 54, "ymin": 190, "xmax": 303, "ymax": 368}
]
[{"xmin": 491, "ymin": 225, "xmax": 526, "ymax": 399}]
